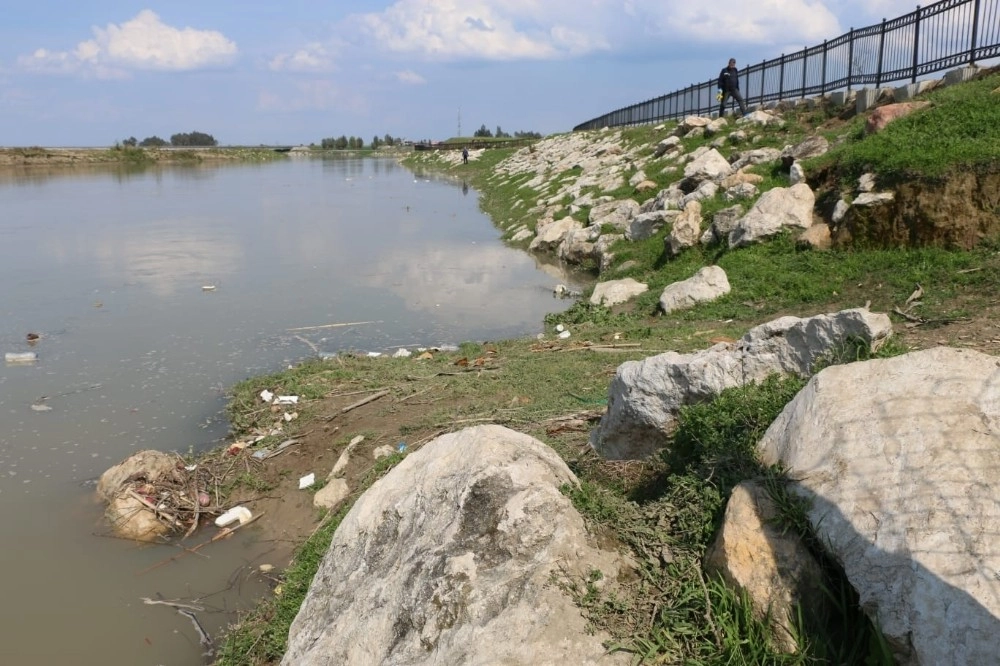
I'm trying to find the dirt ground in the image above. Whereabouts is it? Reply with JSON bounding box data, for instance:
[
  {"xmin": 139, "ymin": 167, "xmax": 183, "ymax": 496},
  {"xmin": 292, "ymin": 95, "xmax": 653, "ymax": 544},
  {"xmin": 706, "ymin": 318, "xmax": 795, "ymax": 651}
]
[
  {"xmin": 222, "ymin": 382, "xmax": 494, "ymax": 566},
  {"xmin": 226, "ymin": 293, "xmax": 1000, "ymax": 567}
]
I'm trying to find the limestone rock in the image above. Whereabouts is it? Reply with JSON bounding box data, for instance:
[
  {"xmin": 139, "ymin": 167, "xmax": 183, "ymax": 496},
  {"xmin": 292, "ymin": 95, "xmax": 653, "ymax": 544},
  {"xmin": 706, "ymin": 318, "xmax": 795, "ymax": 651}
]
[
  {"xmin": 705, "ymin": 481, "xmax": 826, "ymax": 654},
  {"xmin": 659, "ymin": 265, "xmax": 730, "ymax": 314},
  {"xmin": 757, "ymin": 348, "xmax": 1000, "ymax": 665},
  {"xmin": 590, "ymin": 278, "xmax": 649, "ymax": 307},
  {"xmin": 724, "ymin": 182, "xmax": 758, "ymax": 202},
  {"xmin": 853, "ymin": 191, "xmax": 895, "ymax": 206},
  {"xmin": 628, "ymin": 170, "xmax": 647, "ymax": 188},
  {"xmin": 796, "ymin": 224, "xmax": 832, "ymax": 250},
  {"xmin": 788, "ymin": 161, "xmax": 805, "ymax": 186},
  {"xmin": 595, "ymin": 234, "xmax": 624, "ymax": 273},
  {"xmin": 865, "ymin": 101, "xmax": 931, "ymax": 134},
  {"xmin": 667, "ymin": 201, "xmax": 702, "ymax": 256},
  {"xmin": 559, "ymin": 225, "xmax": 602, "ymax": 264},
  {"xmin": 313, "ymin": 478, "xmax": 350, "ymax": 511},
  {"xmin": 701, "ymin": 205, "xmax": 744, "ymax": 245},
  {"xmin": 681, "ymin": 181, "xmax": 719, "ymax": 207},
  {"xmin": 634, "ymin": 179, "xmax": 658, "ymax": 193},
  {"xmin": 591, "ymin": 308, "xmax": 892, "ymax": 459},
  {"xmin": 682, "ymin": 148, "xmax": 733, "ymax": 182},
  {"xmin": 282, "ymin": 425, "xmax": 631, "ymax": 666},
  {"xmin": 589, "ymin": 199, "xmax": 640, "ymax": 230},
  {"xmin": 730, "ymin": 147, "xmax": 783, "ymax": 170},
  {"xmin": 858, "ymin": 172, "xmax": 877, "ymax": 193},
  {"xmin": 781, "ymin": 135, "xmax": 829, "ymax": 168},
  {"xmin": 737, "ymin": 110, "xmax": 784, "ymax": 128},
  {"xmin": 729, "ymin": 183, "xmax": 815, "ymax": 247},
  {"xmin": 720, "ymin": 170, "xmax": 764, "ymax": 189},
  {"xmin": 626, "ymin": 210, "xmax": 678, "ymax": 242},
  {"xmin": 510, "ymin": 228, "xmax": 533, "ymax": 242},
  {"xmin": 831, "ymin": 199, "xmax": 850, "ymax": 224},
  {"xmin": 529, "ymin": 217, "xmax": 582, "ymax": 252}
]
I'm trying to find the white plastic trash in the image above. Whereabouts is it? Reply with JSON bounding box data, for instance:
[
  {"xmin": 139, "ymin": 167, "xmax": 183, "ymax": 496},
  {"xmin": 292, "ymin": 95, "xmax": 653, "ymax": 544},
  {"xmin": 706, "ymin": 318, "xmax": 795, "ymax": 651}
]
[
  {"xmin": 558, "ymin": 330, "xmax": 572, "ymax": 339},
  {"xmin": 260, "ymin": 389, "xmax": 274, "ymax": 403},
  {"xmin": 215, "ymin": 506, "xmax": 252, "ymax": 527},
  {"xmin": 298, "ymin": 473, "xmax": 315, "ymax": 489},
  {"xmin": 5, "ymin": 352, "xmax": 38, "ymax": 364},
  {"xmin": 274, "ymin": 395, "xmax": 299, "ymax": 405}
]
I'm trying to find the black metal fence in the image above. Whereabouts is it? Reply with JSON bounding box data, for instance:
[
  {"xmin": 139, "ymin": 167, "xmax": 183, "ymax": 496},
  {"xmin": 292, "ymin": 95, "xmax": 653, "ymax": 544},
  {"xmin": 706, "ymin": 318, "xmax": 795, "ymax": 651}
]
[{"xmin": 574, "ymin": 0, "xmax": 1000, "ymax": 131}]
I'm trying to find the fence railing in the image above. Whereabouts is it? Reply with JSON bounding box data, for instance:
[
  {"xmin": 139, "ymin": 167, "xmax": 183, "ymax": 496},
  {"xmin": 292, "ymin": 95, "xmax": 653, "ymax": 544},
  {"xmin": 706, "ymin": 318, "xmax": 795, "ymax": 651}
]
[{"xmin": 574, "ymin": 0, "xmax": 999, "ymax": 131}]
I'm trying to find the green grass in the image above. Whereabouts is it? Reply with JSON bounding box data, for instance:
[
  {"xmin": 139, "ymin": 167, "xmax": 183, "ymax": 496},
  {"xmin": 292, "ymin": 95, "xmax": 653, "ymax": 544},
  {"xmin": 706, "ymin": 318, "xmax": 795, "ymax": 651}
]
[{"xmin": 812, "ymin": 71, "xmax": 1000, "ymax": 181}]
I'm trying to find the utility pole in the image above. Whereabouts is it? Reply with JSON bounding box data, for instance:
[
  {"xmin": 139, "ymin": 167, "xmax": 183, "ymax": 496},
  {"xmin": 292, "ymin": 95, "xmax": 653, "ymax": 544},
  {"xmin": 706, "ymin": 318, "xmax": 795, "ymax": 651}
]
[{"xmin": 458, "ymin": 107, "xmax": 462, "ymax": 137}]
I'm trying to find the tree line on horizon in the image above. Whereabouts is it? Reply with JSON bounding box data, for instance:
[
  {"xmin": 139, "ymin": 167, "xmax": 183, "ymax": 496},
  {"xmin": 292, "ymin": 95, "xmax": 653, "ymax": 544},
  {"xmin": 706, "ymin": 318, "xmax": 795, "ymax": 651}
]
[
  {"xmin": 472, "ymin": 125, "xmax": 541, "ymax": 140},
  {"xmin": 119, "ymin": 131, "xmax": 219, "ymax": 148}
]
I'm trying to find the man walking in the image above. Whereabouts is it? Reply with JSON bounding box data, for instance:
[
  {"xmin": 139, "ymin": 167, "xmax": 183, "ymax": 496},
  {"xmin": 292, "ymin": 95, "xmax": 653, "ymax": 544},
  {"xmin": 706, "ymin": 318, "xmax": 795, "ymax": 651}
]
[{"xmin": 718, "ymin": 58, "xmax": 748, "ymax": 117}]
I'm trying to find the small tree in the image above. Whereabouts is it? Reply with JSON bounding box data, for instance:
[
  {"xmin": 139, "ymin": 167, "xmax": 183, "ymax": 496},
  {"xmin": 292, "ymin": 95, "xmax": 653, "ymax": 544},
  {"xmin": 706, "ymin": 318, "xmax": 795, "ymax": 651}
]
[
  {"xmin": 372, "ymin": 135, "xmax": 381, "ymax": 149},
  {"xmin": 473, "ymin": 124, "xmax": 492, "ymax": 138},
  {"xmin": 383, "ymin": 133, "xmax": 395, "ymax": 146},
  {"xmin": 122, "ymin": 136, "xmax": 138, "ymax": 147},
  {"xmin": 139, "ymin": 136, "xmax": 168, "ymax": 147}
]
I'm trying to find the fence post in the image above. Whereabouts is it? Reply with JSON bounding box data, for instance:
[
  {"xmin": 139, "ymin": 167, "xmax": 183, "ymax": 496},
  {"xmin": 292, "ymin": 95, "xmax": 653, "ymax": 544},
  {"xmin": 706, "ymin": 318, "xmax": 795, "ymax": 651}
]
[
  {"xmin": 821, "ymin": 40, "xmax": 828, "ymax": 94},
  {"xmin": 801, "ymin": 48, "xmax": 808, "ymax": 98},
  {"xmin": 759, "ymin": 59, "xmax": 766, "ymax": 104},
  {"xmin": 912, "ymin": 6, "xmax": 921, "ymax": 83},
  {"xmin": 970, "ymin": 0, "xmax": 982, "ymax": 64},
  {"xmin": 876, "ymin": 18, "xmax": 887, "ymax": 87},
  {"xmin": 779, "ymin": 54, "xmax": 785, "ymax": 100},
  {"xmin": 848, "ymin": 28, "xmax": 855, "ymax": 91}
]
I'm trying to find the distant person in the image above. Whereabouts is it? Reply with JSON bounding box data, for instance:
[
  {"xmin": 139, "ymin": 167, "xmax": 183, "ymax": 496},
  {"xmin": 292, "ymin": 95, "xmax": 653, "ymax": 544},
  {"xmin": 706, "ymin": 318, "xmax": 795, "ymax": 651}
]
[
  {"xmin": 718, "ymin": 58, "xmax": 748, "ymax": 118},
  {"xmin": 462, "ymin": 147, "xmax": 469, "ymax": 164}
]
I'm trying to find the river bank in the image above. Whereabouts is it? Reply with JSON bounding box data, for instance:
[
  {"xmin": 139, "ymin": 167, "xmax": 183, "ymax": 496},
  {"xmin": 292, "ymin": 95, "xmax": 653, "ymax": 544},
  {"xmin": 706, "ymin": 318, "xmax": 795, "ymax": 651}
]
[
  {"xmin": 205, "ymin": 68, "xmax": 1000, "ymax": 665},
  {"xmin": 0, "ymin": 145, "xmax": 287, "ymax": 167}
]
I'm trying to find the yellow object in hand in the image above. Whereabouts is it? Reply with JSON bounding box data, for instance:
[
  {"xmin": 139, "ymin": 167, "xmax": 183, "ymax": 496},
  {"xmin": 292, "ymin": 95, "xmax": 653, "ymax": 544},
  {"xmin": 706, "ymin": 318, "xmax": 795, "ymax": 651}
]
[{"xmin": 716, "ymin": 91, "xmax": 724, "ymax": 102}]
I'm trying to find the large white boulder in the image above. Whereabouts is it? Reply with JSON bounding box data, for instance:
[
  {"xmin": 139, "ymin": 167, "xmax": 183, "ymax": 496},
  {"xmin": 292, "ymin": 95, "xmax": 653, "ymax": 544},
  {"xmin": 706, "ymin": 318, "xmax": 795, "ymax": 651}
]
[
  {"xmin": 682, "ymin": 148, "xmax": 733, "ymax": 182},
  {"xmin": 282, "ymin": 425, "xmax": 630, "ymax": 666},
  {"xmin": 530, "ymin": 217, "xmax": 582, "ymax": 252},
  {"xmin": 728, "ymin": 183, "xmax": 815, "ymax": 247},
  {"xmin": 590, "ymin": 278, "xmax": 649, "ymax": 307},
  {"xmin": 757, "ymin": 347, "xmax": 1000, "ymax": 666},
  {"xmin": 591, "ymin": 308, "xmax": 892, "ymax": 459},
  {"xmin": 659, "ymin": 265, "xmax": 731, "ymax": 313}
]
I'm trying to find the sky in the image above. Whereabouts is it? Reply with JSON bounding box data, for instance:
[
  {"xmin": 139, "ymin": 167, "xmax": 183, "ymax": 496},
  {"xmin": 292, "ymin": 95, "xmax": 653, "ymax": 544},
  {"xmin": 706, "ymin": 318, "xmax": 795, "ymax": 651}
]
[{"xmin": 0, "ymin": 1, "xmax": 925, "ymax": 146}]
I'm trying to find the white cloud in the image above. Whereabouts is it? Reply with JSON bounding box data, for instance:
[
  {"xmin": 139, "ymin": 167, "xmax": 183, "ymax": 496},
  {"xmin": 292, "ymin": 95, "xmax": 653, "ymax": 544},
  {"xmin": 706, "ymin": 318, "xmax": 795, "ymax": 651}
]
[
  {"xmin": 346, "ymin": 0, "xmax": 844, "ymax": 61},
  {"xmin": 355, "ymin": 0, "xmax": 609, "ymax": 61},
  {"xmin": 395, "ymin": 69, "xmax": 426, "ymax": 84},
  {"xmin": 17, "ymin": 10, "xmax": 237, "ymax": 76},
  {"xmin": 269, "ymin": 43, "xmax": 335, "ymax": 72}
]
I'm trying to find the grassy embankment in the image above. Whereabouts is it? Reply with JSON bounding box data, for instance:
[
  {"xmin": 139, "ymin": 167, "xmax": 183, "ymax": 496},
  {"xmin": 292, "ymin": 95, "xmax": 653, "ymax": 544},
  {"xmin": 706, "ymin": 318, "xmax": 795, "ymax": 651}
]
[{"xmin": 216, "ymin": 71, "xmax": 1000, "ymax": 664}]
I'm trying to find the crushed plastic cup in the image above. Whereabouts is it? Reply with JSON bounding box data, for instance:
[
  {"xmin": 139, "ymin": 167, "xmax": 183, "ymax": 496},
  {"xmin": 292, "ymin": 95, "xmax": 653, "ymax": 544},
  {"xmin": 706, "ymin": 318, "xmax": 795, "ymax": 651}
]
[
  {"xmin": 5, "ymin": 352, "xmax": 38, "ymax": 364},
  {"xmin": 215, "ymin": 506, "xmax": 252, "ymax": 527}
]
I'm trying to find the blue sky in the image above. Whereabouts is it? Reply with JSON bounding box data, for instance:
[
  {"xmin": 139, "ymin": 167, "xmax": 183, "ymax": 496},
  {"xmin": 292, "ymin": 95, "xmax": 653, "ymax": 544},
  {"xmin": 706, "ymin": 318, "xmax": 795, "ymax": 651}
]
[{"xmin": 0, "ymin": 1, "xmax": 922, "ymax": 146}]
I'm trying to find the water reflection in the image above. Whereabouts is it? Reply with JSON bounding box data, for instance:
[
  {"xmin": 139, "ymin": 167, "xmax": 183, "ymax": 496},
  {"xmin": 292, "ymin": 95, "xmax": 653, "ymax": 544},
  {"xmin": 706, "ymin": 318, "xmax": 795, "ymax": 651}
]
[{"xmin": 0, "ymin": 157, "xmax": 591, "ymax": 666}]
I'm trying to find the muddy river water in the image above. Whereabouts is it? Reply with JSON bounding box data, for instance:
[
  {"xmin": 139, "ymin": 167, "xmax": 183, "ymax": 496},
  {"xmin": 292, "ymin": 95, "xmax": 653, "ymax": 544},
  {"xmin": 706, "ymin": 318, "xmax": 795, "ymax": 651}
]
[{"xmin": 0, "ymin": 156, "xmax": 586, "ymax": 665}]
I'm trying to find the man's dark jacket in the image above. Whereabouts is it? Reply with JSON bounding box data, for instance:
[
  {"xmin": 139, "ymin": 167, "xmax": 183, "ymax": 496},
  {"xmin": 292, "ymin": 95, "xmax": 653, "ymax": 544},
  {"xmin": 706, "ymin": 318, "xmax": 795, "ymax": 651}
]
[{"xmin": 718, "ymin": 66, "xmax": 740, "ymax": 92}]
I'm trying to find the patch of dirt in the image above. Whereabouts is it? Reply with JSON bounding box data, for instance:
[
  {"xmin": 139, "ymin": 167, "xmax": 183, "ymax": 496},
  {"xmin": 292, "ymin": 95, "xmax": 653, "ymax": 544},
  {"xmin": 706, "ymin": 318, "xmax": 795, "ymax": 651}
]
[{"xmin": 219, "ymin": 385, "xmax": 483, "ymax": 566}]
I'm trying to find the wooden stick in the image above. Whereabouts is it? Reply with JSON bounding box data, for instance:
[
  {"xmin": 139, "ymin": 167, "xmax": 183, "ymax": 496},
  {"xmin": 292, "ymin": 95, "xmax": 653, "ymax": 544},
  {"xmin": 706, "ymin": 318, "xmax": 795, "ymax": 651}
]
[
  {"xmin": 137, "ymin": 513, "xmax": 264, "ymax": 575},
  {"xmin": 286, "ymin": 320, "xmax": 380, "ymax": 332},
  {"xmin": 141, "ymin": 597, "xmax": 205, "ymax": 612},
  {"xmin": 341, "ymin": 389, "xmax": 390, "ymax": 414},
  {"xmin": 128, "ymin": 490, "xmax": 184, "ymax": 528}
]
